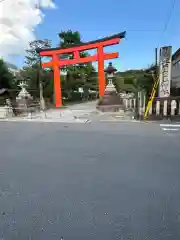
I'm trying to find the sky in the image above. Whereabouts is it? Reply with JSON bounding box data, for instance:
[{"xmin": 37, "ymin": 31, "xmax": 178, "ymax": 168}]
[
  {"xmin": 1, "ymin": 0, "xmax": 180, "ymax": 71},
  {"xmin": 0, "ymin": 0, "xmax": 55, "ymax": 59}
]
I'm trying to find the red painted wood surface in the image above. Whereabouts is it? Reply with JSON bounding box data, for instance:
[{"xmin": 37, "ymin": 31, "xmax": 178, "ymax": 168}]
[
  {"xmin": 39, "ymin": 37, "xmax": 122, "ymax": 107},
  {"xmin": 42, "ymin": 52, "xmax": 119, "ymax": 68},
  {"xmin": 98, "ymin": 46, "xmax": 105, "ymax": 97},
  {"xmin": 40, "ymin": 38, "xmax": 120, "ymax": 57},
  {"xmin": 53, "ymin": 55, "xmax": 62, "ymax": 107}
]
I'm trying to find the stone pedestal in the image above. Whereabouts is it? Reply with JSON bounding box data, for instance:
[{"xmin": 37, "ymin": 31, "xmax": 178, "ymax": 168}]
[
  {"xmin": 96, "ymin": 80, "xmax": 124, "ymax": 112},
  {"xmin": 0, "ymin": 106, "xmax": 13, "ymax": 118}
]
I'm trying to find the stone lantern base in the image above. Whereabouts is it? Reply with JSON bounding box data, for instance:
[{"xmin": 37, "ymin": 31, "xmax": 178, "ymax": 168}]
[{"xmin": 96, "ymin": 81, "xmax": 124, "ymax": 112}]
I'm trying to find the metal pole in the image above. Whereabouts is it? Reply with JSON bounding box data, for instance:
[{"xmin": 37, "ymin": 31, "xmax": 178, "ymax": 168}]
[
  {"xmin": 155, "ymin": 48, "xmax": 158, "ymax": 67},
  {"xmin": 155, "ymin": 47, "xmax": 158, "ymax": 80}
]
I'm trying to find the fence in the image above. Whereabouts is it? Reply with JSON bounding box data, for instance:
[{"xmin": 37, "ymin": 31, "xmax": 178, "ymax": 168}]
[
  {"xmin": 0, "ymin": 103, "xmax": 40, "ymax": 119},
  {"xmin": 146, "ymin": 97, "xmax": 180, "ymax": 121},
  {"xmin": 0, "ymin": 106, "xmax": 13, "ymax": 118},
  {"xmin": 120, "ymin": 92, "xmax": 146, "ymax": 117},
  {"xmin": 121, "ymin": 95, "xmax": 180, "ymax": 121}
]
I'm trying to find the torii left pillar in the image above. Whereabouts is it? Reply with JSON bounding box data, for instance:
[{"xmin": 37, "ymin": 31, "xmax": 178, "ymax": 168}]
[{"xmin": 53, "ymin": 55, "xmax": 62, "ymax": 107}]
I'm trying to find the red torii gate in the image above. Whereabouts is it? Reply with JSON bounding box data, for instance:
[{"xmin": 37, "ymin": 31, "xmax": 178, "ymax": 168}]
[{"xmin": 37, "ymin": 31, "xmax": 126, "ymax": 107}]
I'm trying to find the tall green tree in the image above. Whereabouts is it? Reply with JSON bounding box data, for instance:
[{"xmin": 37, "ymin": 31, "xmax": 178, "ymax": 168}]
[
  {"xmin": 20, "ymin": 39, "xmax": 54, "ymax": 100},
  {"xmin": 25, "ymin": 39, "xmax": 51, "ymax": 66}
]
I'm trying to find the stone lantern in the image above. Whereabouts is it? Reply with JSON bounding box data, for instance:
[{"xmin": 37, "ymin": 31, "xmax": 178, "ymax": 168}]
[
  {"xmin": 104, "ymin": 62, "xmax": 117, "ymax": 92},
  {"xmin": 16, "ymin": 77, "xmax": 33, "ymax": 112},
  {"xmin": 96, "ymin": 62, "xmax": 124, "ymax": 112},
  {"xmin": 16, "ymin": 78, "xmax": 32, "ymax": 100}
]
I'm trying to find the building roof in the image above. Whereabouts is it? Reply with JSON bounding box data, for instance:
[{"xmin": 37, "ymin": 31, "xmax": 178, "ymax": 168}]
[{"xmin": 172, "ymin": 48, "xmax": 180, "ymax": 61}]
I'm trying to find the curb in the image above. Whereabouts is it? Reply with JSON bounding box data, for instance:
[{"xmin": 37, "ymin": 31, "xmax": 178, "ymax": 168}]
[
  {"xmin": 0, "ymin": 118, "xmax": 161, "ymax": 124},
  {"xmin": 99, "ymin": 119, "xmax": 141, "ymax": 123},
  {"xmin": 0, "ymin": 118, "xmax": 90, "ymax": 123}
]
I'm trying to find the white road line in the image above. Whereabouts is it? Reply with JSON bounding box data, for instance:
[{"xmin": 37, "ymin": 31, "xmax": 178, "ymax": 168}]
[
  {"xmin": 160, "ymin": 124, "xmax": 180, "ymax": 127},
  {"xmin": 162, "ymin": 128, "xmax": 179, "ymax": 131}
]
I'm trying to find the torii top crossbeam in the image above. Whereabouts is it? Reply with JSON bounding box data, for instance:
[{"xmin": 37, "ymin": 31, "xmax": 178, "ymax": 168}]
[{"xmin": 37, "ymin": 31, "xmax": 126, "ymax": 107}]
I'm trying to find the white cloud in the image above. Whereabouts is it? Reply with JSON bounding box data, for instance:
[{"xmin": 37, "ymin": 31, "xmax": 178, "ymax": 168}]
[{"xmin": 0, "ymin": 0, "xmax": 55, "ymax": 59}]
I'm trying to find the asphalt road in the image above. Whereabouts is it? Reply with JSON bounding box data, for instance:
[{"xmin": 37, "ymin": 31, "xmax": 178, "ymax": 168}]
[{"xmin": 0, "ymin": 122, "xmax": 180, "ymax": 239}]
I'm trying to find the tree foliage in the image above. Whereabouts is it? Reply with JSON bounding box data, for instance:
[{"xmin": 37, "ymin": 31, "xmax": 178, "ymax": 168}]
[
  {"xmin": 20, "ymin": 40, "xmax": 53, "ymax": 100},
  {"xmin": 0, "ymin": 59, "xmax": 18, "ymax": 108},
  {"xmin": 59, "ymin": 30, "xmax": 81, "ymax": 48},
  {"xmin": 25, "ymin": 39, "xmax": 51, "ymax": 66},
  {"xmin": 115, "ymin": 65, "xmax": 155, "ymax": 95},
  {"xmin": 0, "ymin": 58, "xmax": 15, "ymax": 90}
]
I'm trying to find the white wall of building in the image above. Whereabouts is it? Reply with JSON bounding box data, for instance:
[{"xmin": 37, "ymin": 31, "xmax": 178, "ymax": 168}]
[{"xmin": 172, "ymin": 55, "xmax": 180, "ymax": 88}]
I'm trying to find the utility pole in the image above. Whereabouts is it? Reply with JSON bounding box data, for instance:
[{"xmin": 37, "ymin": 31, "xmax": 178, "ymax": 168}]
[
  {"xmin": 155, "ymin": 47, "xmax": 158, "ymax": 67},
  {"xmin": 38, "ymin": 56, "xmax": 45, "ymax": 111},
  {"xmin": 155, "ymin": 47, "xmax": 158, "ymax": 79}
]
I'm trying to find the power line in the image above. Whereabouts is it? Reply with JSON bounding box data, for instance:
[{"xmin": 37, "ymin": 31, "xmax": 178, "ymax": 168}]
[
  {"xmin": 163, "ymin": 0, "xmax": 176, "ymax": 32},
  {"xmin": 118, "ymin": 0, "xmax": 177, "ymax": 34},
  {"xmin": 128, "ymin": 0, "xmax": 176, "ymax": 34}
]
